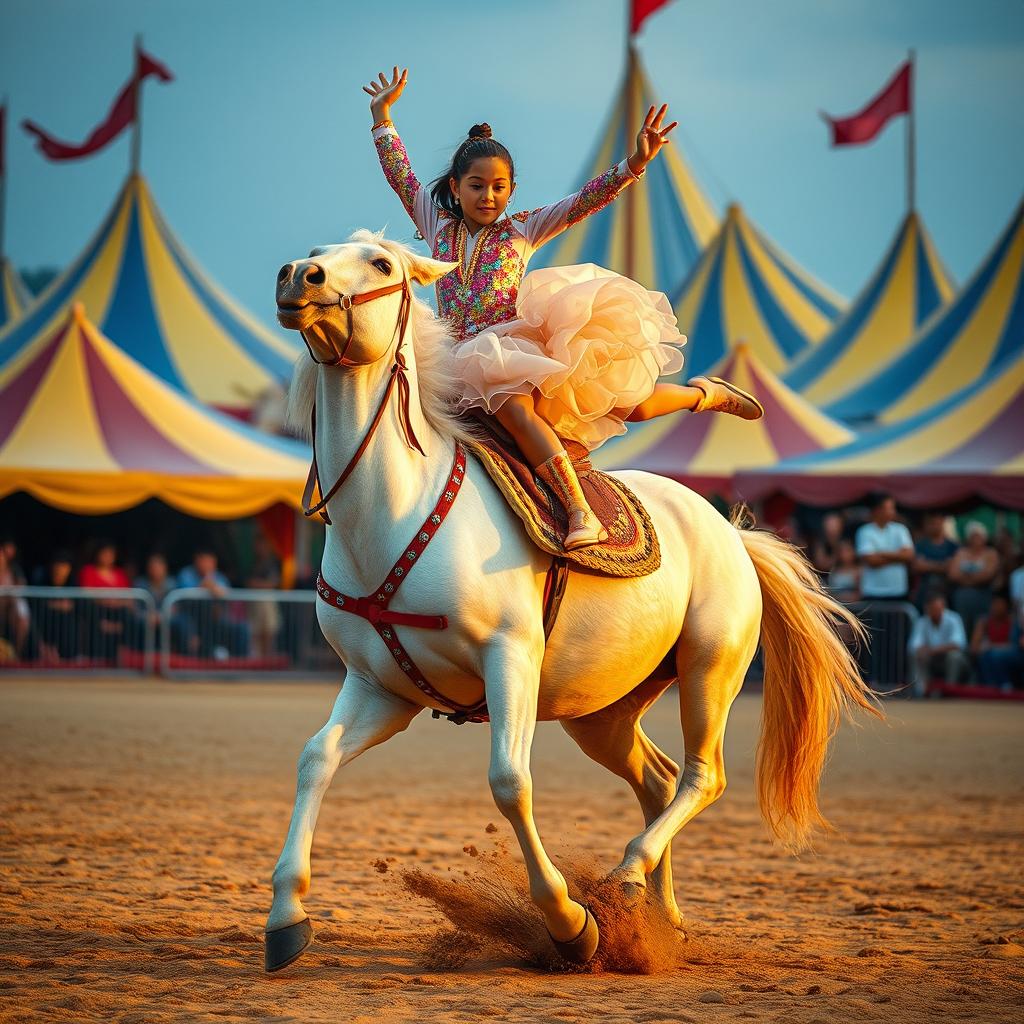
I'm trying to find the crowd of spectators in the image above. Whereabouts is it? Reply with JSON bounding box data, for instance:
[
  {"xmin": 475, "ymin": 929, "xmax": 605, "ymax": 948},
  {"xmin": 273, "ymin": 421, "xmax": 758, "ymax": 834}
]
[
  {"xmin": 0, "ymin": 537, "xmax": 283, "ymax": 666},
  {"xmin": 798, "ymin": 494, "xmax": 1024, "ymax": 694}
]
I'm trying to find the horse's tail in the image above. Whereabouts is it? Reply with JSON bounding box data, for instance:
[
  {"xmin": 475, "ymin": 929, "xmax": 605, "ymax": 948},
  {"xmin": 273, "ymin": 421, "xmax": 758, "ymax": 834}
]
[{"xmin": 732, "ymin": 508, "xmax": 881, "ymax": 850}]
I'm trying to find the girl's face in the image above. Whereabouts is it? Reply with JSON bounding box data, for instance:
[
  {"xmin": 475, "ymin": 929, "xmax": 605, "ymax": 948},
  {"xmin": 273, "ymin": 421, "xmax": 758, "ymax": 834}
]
[{"xmin": 451, "ymin": 156, "xmax": 515, "ymax": 230}]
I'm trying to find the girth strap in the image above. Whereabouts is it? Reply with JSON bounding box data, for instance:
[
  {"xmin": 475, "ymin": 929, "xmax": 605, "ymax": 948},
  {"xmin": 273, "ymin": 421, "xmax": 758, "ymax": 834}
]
[{"xmin": 315, "ymin": 442, "xmax": 489, "ymax": 724}]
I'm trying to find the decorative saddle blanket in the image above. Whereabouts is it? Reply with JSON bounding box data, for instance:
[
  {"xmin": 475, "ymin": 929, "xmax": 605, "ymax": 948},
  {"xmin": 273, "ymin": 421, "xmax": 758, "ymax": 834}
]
[{"xmin": 461, "ymin": 415, "xmax": 661, "ymax": 579}]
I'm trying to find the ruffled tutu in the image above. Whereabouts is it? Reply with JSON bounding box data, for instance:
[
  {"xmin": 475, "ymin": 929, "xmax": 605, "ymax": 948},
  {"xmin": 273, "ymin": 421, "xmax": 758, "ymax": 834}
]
[{"xmin": 450, "ymin": 264, "xmax": 685, "ymax": 449}]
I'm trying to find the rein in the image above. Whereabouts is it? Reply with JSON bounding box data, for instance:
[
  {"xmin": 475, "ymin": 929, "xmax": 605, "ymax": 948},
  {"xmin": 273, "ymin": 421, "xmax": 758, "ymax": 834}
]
[{"xmin": 301, "ymin": 277, "xmax": 425, "ymax": 525}]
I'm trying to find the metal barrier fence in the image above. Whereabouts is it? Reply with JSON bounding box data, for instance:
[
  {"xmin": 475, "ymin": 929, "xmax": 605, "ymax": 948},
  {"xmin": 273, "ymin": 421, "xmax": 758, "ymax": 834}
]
[
  {"xmin": 160, "ymin": 588, "xmax": 336, "ymax": 678},
  {"xmin": 0, "ymin": 586, "xmax": 156, "ymax": 674},
  {"xmin": 1, "ymin": 585, "xmax": 920, "ymax": 691},
  {"xmin": 846, "ymin": 599, "xmax": 920, "ymax": 695},
  {"xmin": 0, "ymin": 586, "xmax": 337, "ymax": 678}
]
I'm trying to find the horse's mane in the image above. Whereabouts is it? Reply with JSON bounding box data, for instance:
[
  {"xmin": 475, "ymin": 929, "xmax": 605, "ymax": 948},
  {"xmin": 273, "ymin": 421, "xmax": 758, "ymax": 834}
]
[{"xmin": 286, "ymin": 230, "xmax": 478, "ymax": 449}]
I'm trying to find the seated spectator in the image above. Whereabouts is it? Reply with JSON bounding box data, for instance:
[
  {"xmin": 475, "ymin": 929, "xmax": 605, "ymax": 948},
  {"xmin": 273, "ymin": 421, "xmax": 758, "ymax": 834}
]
[
  {"xmin": 134, "ymin": 553, "xmax": 193, "ymax": 655},
  {"xmin": 974, "ymin": 593, "xmax": 1017, "ymax": 688},
  {"xmin": 827, "ymin": 539, "xmax": 861, "ymax": 604},
  {"xmin": 0, "ymin": 540, "xmax": 30, "ymax": 658},
  {"xmin": 977, "ymin": 606, "xmax": 1024, "ymax": 692},
  {"xmin": 913, "ymin": 511, "xmax": 958, "ymax": 608},
  {"xmin": 811, "ymin": 512, "xmax": 846, "ymax": 577},
  {"xmin": 35, "ymin": 550, "xmax": 79, "ymax": 663},
  {"xmin": 910, "ymin": 592, "xmax": 971, "ymax": 694},
  {"xmin": 79, "ymin": 540, "xmax": 144, "ymax": 659},
  {"xmin": 178, "ymin": 549, "xmax": 250, "ymax": 658},
  {"xmin": 948, "ymin": 522, "xmax": 999, "ymax": 639},
  {"xmin": 247, "ymin": 534, "xmax": 282, "ymax": 658}
]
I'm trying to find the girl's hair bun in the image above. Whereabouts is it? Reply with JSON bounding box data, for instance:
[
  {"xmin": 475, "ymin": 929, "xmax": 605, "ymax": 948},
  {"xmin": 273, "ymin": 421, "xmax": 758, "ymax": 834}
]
[{"xmin": 467, "ymin": 123, "xmax": 492, "ymax": 140}]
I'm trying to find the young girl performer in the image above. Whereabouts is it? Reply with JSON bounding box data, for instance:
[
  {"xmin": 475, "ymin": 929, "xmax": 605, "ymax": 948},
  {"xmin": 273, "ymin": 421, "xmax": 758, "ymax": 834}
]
[{"xmin": 365, "ymin": 67, "xmax": 763, "ymax": 550}]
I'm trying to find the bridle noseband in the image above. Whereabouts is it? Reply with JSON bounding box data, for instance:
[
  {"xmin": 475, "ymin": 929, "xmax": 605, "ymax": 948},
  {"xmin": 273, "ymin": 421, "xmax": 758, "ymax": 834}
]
[{"xmin": 301, "ymin": 275, "xmax": 424, "ymax": 525}]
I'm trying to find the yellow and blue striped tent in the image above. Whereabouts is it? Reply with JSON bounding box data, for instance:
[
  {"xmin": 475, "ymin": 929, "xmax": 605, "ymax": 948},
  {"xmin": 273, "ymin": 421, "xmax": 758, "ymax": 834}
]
[
  {"xmin": 736, "ymin": 347, "xmax": 1024, "ymax": 510},
  {"xmin": 0, "ymin": 174, "xmax": 300, "ymax": 414},
  {"xmin": 0, "ymin": 303, "xmax": 308, "ymax": 517},
  {"xmin": 0, "ymin": 257, "xmax": 30, "ymax": 329},
  {"xmin": 670, "ymin": 202, "xmax": 846, "ymax": 377},
  {"xmin": 593, "ymin": 342, "xmax": 855, "ymax": 497},
  {"xmin": 785, "ymin": 211, "xmax": 955, "ymax": 407},
  {"xmin": 531, "ymin": 48, "xmax": 719, "ymax": 294},
  {"xmin": 827, "ymin": 196, "xmax": 1024, "ymax": 424}
]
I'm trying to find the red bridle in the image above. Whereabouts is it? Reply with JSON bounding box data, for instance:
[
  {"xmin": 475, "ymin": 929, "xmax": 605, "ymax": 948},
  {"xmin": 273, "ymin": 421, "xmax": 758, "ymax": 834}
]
[{"xmin": 301, "ymin": 276, "xmax": 425, "ymax": 525}]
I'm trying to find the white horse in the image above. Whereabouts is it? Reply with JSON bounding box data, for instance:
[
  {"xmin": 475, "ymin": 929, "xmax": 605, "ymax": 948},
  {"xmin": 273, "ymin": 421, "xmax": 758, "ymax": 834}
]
[{"xmin": 264, "ymin": 230, "xmax": 877, "ymax": 972}]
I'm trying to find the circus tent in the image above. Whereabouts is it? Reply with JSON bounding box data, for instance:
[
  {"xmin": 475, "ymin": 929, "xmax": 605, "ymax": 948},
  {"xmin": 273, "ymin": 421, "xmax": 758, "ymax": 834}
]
[
  {"xmin": 592, "ymin": 342, "xmax": 855, "ymax": 496},
  {"xmin": 0, "ymin": 174, "xmax": 300, "ymax": 413},
  {"xmin": 0, "ymin": 303, "xmax": 308, "ymax": 517},
  {"xmin": 826, "ymin": 196, "xmax": 1024, "ymax": 424},
  {"xmin": 669, "ymin": 203, "xmax": 846, "ymax": 377},
  {"xmin": 0, "ymin": 257, "xmax": 30, "ymax": 329},
  {"xmin": 531, "ymin": 48, "xmax": 719, "ymax": 294},
  {"xmin": 735, "ymin": 347, "xmax": 1024, "ymax": 510},
  {"xmin": 785, "ymin": 211, "xmax": 954, "ymax": 406}
]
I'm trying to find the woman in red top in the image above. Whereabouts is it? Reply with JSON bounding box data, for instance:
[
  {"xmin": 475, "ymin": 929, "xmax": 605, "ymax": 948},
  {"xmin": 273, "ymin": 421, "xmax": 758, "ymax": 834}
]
[{"xmin": 79, "ymin": 541, "xmax": 143, "ymax": 659}]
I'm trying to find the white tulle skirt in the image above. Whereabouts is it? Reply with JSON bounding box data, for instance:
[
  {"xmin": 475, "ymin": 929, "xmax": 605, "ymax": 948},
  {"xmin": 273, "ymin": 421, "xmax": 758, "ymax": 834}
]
[{"xmin": 450, "ymin": 264, "xmax": 686, "ymax": 450}]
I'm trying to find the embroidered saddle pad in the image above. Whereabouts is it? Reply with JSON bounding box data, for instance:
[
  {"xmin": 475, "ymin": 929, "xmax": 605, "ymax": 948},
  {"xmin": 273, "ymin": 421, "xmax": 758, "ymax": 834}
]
[{"xmin": 461, "ymin": 415, "xmax": 661, "ymax": 578}]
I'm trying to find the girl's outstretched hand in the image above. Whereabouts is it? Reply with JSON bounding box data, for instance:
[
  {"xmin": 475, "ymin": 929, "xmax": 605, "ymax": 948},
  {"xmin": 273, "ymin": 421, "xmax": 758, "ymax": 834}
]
[
  {"xmin": 363, "ymin": 67, "xmax": 408, "ymax": 122},
  {"xmin": 628, "ymin": 104, "xmax": 678, "ymax": 175}
]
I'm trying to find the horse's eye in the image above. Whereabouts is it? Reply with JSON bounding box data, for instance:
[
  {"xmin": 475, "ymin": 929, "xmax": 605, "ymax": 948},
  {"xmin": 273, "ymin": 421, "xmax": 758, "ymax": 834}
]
[{"xmin": 372, "ymin": 258, "xmax": 392, "ymax": 275}]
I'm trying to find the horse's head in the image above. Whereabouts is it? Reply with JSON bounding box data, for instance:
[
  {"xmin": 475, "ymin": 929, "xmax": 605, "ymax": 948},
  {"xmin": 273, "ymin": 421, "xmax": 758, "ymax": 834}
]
[{"xmin": 276, "ymin": 231, "xmax": 454, "ymax": 366}]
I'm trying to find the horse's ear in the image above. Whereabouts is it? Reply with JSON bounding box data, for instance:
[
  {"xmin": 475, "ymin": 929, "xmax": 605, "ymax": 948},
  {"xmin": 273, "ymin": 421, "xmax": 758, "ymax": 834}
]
[{"xmin": 407, "ymin": 253, "xmax": 457, "ymax": 286}]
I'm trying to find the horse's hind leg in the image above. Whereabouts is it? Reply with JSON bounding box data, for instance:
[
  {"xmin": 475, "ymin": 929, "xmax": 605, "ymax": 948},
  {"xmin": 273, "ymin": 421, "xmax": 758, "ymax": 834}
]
[
  {"xmin": 561, "ymin": 679, "xmax": 683, "ymax": 926},
  {"xmin": 612, "ymin": 626, "xmax": 756, "ymax": 889},
  {"xmin": 265, "ymin": 674, "xmax": 420, "ymax": 966}
]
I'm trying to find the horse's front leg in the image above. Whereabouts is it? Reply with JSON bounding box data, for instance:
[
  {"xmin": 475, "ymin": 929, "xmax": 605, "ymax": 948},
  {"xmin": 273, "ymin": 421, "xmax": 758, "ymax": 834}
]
[
  {"xmin": 485, "ymin": 642, "xmax": 600, "ymax": 964},
  {"xmin": 265, "ymin": 673, "xmax": 420, "ymax": 971}
]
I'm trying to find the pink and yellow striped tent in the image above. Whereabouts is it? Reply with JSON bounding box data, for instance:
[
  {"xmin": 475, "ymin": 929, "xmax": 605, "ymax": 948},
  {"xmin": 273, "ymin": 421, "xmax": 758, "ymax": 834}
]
[
  {"xmin": 0, "ymin": 304, "xmax": 308, "ymax": 517},
  {"xmin": 592, "ymin": 342, "xmax": 855, "ymax": 497},
  {"xmin": 736, "ymin": 347, "xmax": 1024, "ymax": 509},
  {"xmin": 0, "ymin": 175, "xmax": 300, "ymax": 414}
]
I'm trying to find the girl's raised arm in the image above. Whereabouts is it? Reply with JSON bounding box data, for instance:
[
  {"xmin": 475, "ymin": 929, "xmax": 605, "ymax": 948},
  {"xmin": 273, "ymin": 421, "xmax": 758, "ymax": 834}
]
[
  {"xmin": 363, "ymin": 68, "xmax": 441, "ymax": 242},
  {"xmin": 522, "ymin": 104, "xmax": 678, "ymax": 252}
]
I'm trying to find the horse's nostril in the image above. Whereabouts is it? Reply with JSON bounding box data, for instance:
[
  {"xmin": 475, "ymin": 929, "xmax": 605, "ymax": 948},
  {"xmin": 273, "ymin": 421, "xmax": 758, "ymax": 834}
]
[
  {"xmin": 277, "ymin": 265, "xmax": 292, "ymax": 283},
  {"xmin": 303, "ymin": 264, "xmax": 326, "ymax": 286}
]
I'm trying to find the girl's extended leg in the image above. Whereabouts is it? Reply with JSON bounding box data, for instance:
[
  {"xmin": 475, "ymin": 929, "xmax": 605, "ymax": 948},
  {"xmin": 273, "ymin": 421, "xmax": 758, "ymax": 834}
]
[
  {"xmin": 627, "ymin": 378, "xmax": 764, "ymax": 422},
  {"xmin": 495, "ymin": 394, "xmax": 607, "ymax": 551}
]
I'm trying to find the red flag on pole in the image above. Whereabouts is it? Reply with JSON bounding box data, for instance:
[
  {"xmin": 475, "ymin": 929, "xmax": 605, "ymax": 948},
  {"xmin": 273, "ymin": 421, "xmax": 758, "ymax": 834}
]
[
  {"xmin": 822, "ymin": 61, "xmax": 912, "ymax": 146},
  {"xmin": 22, "ymin": 49, "xmax": 172, "ymax": 161},
  {"xmin": 630, "ymin": 0, "xmax": 673, "ymax": 35}
]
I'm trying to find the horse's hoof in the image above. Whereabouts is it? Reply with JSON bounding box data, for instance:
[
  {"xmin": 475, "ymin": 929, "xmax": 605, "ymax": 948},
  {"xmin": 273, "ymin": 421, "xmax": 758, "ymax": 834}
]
[
  {"xmin": 264, "ymin": 917, "xmax": 313, "ymax": 972},
  {"xmin": 549, "ymin": 906, "xmax": 600, "ymax": 965}
]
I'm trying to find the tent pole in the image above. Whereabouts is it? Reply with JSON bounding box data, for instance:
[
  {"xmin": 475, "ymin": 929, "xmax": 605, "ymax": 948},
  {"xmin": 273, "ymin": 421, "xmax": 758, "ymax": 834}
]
[
  {"xmin": 624, "ymin": 38, "xmax": 637, "ymax": 280},
  {"xmin": 905, "ymin": 49, "xmax": 916, "ymax": 213},
  {"xmin": 130, "ymin": 36, "xmax": 142, "ymax": 176}
]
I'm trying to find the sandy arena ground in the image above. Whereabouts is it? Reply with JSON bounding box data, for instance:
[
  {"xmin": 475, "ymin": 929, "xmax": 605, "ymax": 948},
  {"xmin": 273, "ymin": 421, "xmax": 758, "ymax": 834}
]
[{"xmin": 0, "ymin": 676, "xmax": 1022, "ymax": 1023}]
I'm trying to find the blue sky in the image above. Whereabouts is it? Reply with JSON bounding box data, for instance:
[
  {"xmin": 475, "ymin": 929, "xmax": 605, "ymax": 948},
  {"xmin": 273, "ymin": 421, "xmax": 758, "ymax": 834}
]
[{"xmin": 3, "ymin": 0, "xmax": 1022, "ymax": 330}]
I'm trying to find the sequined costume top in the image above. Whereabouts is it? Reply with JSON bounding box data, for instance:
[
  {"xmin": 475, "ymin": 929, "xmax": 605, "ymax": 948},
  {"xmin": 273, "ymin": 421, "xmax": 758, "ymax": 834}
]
[{"xmin": 372, "ymin": 125, "xmax": 640, "ymax": 341}]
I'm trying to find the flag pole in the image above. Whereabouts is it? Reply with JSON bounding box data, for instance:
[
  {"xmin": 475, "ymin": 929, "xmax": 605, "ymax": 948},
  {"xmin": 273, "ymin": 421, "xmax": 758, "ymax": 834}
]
[
  {"xmin": 0, "ymin": 96, "xmax": 7, "ymax": 260},
  {"xmin": 623, "ymin": 16, "xmax": 637, "ymax": 281},
  {"xmin": 130, "ymin": 35, "xmax": 142, "ymax": 176},
  {"xmin": 905, "ymin": 49, "xmax": 916, "ymax": 213}
]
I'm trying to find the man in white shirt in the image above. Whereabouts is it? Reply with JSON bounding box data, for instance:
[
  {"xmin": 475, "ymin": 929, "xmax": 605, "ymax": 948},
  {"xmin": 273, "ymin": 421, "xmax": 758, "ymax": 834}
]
[
  {"xmin": 854, "ymin": 493, "xmax": 916, "ymax": 693},
  {"xmin": 909, "ymin": 592, "xmax": 970, "ymax": 695},
  {"xmin": 856, "ymin": 493, "xmax": 915, "ymax": 600}
]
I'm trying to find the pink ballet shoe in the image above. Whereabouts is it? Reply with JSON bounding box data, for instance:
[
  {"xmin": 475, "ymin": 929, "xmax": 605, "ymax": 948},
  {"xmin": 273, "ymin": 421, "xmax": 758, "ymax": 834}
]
[{"xmin": 688, "ymin": 375, "xmax": 764, "ymax": 420}]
